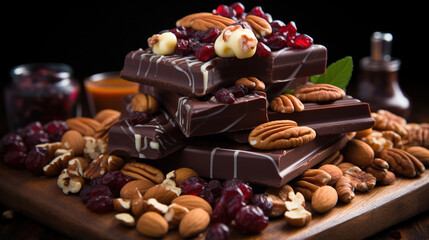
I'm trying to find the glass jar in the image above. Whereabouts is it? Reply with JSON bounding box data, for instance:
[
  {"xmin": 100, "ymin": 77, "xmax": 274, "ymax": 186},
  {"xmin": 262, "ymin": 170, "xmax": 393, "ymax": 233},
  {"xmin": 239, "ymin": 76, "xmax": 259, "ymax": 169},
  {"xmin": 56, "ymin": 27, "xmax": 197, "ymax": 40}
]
[{"xmin": 5, "ymin": 63, "xmax": 80, "ymax": 130}]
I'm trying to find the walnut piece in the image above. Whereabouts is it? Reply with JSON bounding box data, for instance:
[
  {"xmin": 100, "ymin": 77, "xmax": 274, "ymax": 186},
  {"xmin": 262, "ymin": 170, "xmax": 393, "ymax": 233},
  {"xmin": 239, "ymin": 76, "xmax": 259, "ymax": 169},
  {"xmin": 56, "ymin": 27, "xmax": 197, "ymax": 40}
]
[{"xmin": 344, "ymin": 166, "xmax": 376, "ymax": 192}]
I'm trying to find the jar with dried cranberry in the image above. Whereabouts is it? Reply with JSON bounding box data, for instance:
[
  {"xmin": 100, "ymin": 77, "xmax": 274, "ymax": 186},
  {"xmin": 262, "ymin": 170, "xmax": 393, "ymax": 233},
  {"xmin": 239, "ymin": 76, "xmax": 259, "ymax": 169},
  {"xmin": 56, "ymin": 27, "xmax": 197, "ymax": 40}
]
[{"xmin": 5, "ymin": 63, "xmax": 80, "ymax": 130}]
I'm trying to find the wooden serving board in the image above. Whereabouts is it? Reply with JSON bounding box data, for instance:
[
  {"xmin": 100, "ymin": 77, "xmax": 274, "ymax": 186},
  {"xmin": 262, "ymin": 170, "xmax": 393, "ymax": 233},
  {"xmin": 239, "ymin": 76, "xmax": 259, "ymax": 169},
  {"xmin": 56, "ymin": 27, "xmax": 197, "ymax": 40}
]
[{"xmin": 0, "ymin": 162, "xmax": 428, "ymax": 240}]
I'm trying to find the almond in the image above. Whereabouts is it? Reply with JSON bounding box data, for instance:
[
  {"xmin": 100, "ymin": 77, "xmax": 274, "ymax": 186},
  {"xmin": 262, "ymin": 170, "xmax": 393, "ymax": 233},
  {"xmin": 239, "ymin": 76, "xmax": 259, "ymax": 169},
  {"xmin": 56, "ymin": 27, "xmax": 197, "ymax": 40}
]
[
  {"xmin": 311, "ymin": 185, "xmax": 338, "ymax": 213},
  {"xmin": 406, "ymin": 146, "xmax": 429, "ymax": 167},
  {"xmin": 171, "ymin": 195, "xmax": 212, "ymax": 215},
  {"xmin": 143, "ymin": 185, "xmax": 178, "ymax": 205},
  {"xmin": 61, "ymin": 130, "xmax": 85, "ymax": 155},
  {"xmin": 136, "ymin": 211, "xmax": 168, "ymax": 238},
  {"xmin": 179, "ymin": 208, "xmax": 210, "ymax": 238},
  {"xmin": 164, "ymin": 203, "xmax": 189, "ymax": 229},
  {"xmin": 342, "ymin": 139, "xmax": 374, "ymax": 168},
  {"xmin": 284, "ymin": 207, "xmax": 312, "ymax": 227},
  {"xmin": 120, "ymin": 179, "xmax": 155, "ymax": 200},
  {"xmin": 115, "ymin": 213, "xmax": 135, "ymax": 227},
  {"xmin": 166, "ymin": 168, "xmax": 198, "ymax": 186},
  {"xmin": 318, "ymin": 164, "xmax": 343, "ymax": 186}
]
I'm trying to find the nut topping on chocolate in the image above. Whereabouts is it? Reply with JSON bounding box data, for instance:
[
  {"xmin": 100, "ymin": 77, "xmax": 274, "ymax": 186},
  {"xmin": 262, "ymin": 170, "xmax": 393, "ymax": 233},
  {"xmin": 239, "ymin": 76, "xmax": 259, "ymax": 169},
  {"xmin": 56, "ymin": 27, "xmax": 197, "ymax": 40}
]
[
  {"xmin": 293, "ymin": 83, "xmax": 345, "ymax": 102},
  {"xmin": 248, "ymin": 120, "xmax": 316, "ymax": 150}
]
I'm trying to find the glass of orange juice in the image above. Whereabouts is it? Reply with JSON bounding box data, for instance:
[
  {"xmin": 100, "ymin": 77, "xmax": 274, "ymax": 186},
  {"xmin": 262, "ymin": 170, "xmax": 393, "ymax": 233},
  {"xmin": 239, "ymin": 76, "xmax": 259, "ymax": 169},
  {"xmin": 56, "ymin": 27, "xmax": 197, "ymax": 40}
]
[{"xmin": 84, "ymin": 72, "xmax": 139, "ymax": 117}]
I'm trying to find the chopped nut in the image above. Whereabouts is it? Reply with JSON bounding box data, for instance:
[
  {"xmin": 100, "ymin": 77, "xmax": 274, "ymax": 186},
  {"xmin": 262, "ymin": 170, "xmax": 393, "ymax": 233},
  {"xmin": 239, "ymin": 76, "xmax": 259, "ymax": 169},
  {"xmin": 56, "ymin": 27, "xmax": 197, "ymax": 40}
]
[
  {"xmin": 115, "ymin": 213, "xmax": 135, "ymax": 227},
  {"xmin": 106, "ymin": 155, "xmax": 125, "ymax": 172},
  {"xmin": 43, "ymin": 149, "xmax": 75, "ymax": 176},
  {"xmin": 335, "ymin": 176, "xmax": 355, "ymax": 203},
  {"xmin": 113, "ymin": 198, "xmax": 132, "ymax": 212},
  {"xmin": 371, "ymin": 109, "xmax": 408, "ymax": 137},
  {"xmin": 83, "ymin": 154, "xmax": 108, "ymax": 179},
  {"xmin": 344, "ymin": 166, "xmax": 376, "ymax": 192},
  {"xmin": 164, "ymin": 203, "xmax": 189, "ymax": 229},
  {"xmin": 266, "ymin": 194, "xmax": 287, "ymax": 218},
  {"xmin": 83, "ymin": 136, "xmax": 107, "ymax": 160},
  {"xmin": 284, "ymin": 190, "xmax": 311, "ymax": 227},
  {"xmin": 265, "ymin": 184, "xmax": 294, "ymax": 202}
]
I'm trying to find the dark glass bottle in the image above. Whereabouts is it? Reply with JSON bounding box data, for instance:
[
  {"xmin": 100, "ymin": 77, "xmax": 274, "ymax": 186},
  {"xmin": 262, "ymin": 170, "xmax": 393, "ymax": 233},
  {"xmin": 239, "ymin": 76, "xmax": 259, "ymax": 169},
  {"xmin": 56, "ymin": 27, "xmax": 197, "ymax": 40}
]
[{"xmin": 356, "ymin": 32, "xmax": 411, "ymax": 119}]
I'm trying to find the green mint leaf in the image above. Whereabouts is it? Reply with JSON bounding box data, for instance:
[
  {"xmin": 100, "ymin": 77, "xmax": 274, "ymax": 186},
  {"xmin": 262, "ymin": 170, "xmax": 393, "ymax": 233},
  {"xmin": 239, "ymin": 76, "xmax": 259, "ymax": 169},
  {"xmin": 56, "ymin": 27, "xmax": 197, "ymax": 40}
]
[
  {"xmin": 310, "ymin": 56, "xmax": 353, "ymax": 89},
  {"xmin": 282, "ymin": 89, "xmax": 294, "ymax": 95}
]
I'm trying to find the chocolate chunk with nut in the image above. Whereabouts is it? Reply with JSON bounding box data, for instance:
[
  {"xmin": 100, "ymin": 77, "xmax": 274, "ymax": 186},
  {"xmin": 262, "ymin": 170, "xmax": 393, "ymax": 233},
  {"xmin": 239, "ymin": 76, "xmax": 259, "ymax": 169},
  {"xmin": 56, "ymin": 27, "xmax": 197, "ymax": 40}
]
[{"xmin": 293, "ymin": 83, "xmax": 345, "ymax": 102}]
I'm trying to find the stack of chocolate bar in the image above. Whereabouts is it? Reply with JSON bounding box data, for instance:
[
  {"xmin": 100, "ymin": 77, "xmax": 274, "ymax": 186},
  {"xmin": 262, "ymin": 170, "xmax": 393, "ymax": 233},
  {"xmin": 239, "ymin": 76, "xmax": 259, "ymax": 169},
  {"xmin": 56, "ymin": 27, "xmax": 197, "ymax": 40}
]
[{"xmin": 107, "ymin": 8, "xmax": 374, "ymax": 187}]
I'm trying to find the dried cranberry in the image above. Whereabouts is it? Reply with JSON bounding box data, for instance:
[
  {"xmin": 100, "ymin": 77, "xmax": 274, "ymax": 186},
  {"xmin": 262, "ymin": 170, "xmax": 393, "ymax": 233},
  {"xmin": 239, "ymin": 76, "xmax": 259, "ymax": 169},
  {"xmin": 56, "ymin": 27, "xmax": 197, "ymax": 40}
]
[
  {"xmin": 250, "ymin": 193, "xmax": 273, "ymax": 216},
  {"xmin": 129, "ymin": 111, "xmax": 151, "ymax": 125},
  {"xmin": 101, "ymin": 170, "xmax": 132, "ymax": 197},
  {"xmin": 200, "ymin": 179, "xmax": 222, "ymax": 206},
  {"xmin": 288, "ymin": 34, "xmax": 313, "ymax": 49},
  {"xmin": 266, "ymin": 34, "xmax": 288, "ymax": 51},
  {"xmin": 222, "ymin": 178, "xmax": 248, "ymax": 189},
  {"xmin": 0, "ymin": 133, "xmax": 27, "ymax": 156},
  {"xmin": 211, "ymin": 200, "xmax": 231, "ymax": 225},
  {"xmin": 18, "ymin": 121, "xmax": 43, "ymax": 138},
  {"xmin": 3, "ymin": 151, "xmax": 27, "ymax": 168},
  {"xmin": 234, "ymin": 205, "xmax": 268, "ymax": 234},
  {"xmin": 201, "ymin": 27, "xmax": 220, "ymax": 43},
  {"xmin": 43, "ymin": 120, "xmax": 68, "ymax": 142},
  {"xmin": 216, "ymin": 4, "xmax": 235, "ymax": 18},
  {"xmin": 170, "ymin": 26, "xmax": 189, "ymax": 39},
  {"xmin": 176, "ymin": 39, "xmax": 190, "ymax": 56},
  {"xmin": 248, "ymin": 6, "xmax": 272, "ymax": 22},
  {"xmin": 85, "ymin": 195, "xmax": 114, "ymax": 213},
  {"xmin": 278, "ymin": 21, "xmax": 297, "ymax": 41},
  {"xmin": 256, "ymin": 42, "xmax": 271, "ymax": 57},
  {"xmin": 24, "ymin": 130, "xmax": 49, "ymax": 150},
  {"xmin": 270, "ymin": 20, "xmax": 286, "ymax": 33},
  {"xmin": 179, "ymin": 176, "xmax": 206, "ymax": 196},
  {"xmin": 229, "ymin": 84, "xmax": 248, "ymax": 98},
  {"xmin": 230, "ymin": 2, "xmax": 245, "ymax": 16},
  {"xmin": 195, "ymin": 43, "xmax": 216, "ymax": 61},
  {"xmin": 191, "ymin": 30, "xmax": 205, "ymax": 41},
  {"xmin": 214, "ymin": 88, "xmax": 235, "ymax": 104},
  {"xmin": 80, "ymin": 184, "xmax": 113, "ymax": 203},
  {"xmin": 221, "ymin": 187, "xmax": 247, "ymax": 218},
  {"xmin": 206, "ymin": 223, "xmax": 230, "ymax": 240},
  {"xmin": 25, "ymin": 146, "xmax": 51, "ymax": 175}
]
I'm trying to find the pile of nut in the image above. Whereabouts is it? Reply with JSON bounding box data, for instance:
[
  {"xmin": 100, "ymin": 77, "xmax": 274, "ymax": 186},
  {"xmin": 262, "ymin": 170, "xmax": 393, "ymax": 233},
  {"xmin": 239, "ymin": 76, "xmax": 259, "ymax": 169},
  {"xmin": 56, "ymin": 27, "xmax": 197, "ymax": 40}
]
[{"xmin": 1, "ymin": 108, "xmax": 428, "ymax": 239}]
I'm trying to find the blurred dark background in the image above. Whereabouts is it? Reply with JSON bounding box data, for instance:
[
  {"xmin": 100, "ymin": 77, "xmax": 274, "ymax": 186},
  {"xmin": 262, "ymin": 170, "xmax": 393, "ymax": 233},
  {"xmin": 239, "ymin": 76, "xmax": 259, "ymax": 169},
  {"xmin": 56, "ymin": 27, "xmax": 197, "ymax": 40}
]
[{"xmin": 1, "ymin": 1, "xmax": 428, "ymax": 135}]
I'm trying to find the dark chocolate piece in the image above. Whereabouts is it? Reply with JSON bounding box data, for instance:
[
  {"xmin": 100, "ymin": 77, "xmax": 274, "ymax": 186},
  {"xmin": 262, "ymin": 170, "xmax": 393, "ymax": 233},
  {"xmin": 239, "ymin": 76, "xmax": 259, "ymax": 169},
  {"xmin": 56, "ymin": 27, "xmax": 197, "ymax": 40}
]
[
  {"xmin": 120, "ymin": 45, "xmax": 326, "ymax": 97},
  {"xmin": 107, "ymin": 110, "xmax": 186, "ymax": 159},
  {"xmin": 224, "ymin": 96, "xmax": 375, "ymax": 143},
  {"xmin": 152, "ymin": 90, "xmax": 268, "ymax": 138},
  {"xmin": 160, "ymin": 134, "xmax": 348, "ymax": 187}
]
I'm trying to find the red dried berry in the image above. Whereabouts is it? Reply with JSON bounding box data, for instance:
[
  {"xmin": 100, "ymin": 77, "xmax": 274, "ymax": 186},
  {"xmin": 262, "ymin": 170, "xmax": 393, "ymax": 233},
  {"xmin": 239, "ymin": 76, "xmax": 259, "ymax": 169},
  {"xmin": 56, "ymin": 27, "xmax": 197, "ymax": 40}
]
[
  {"xmin": 214, "ymin": 88, "xmax": 235, "ymax": 104},
  {"xmin": 0, "ymin": 133, "xmax": 27, "ymax": 156},
  {"xmin": 256, "ymin": 42, "xmax": 271, "ymax": 57},
  {"xmin": 250, "ymin": 193, "xmax": 273, "ymax": 216},
  {"xmin": 179, "ymin": 176, "xmax": 206, "ymax": 196},
  {"xmin": 228, "ymin": 84, "xmax": 248, "ymax": 98},
  {"xmin": 206, "ymin": 223, "xmax": 230, "ymax": 240},
  {"xmin": 200, "ymin": 179, "xmax": 222, "ymax": 206},
  {"xmin": 270, "ymin": 20, "xmax": 286, "ymax": 33},
  {"xmin": 234, "ymin": 205, "xmax": 268, "ymax": 234},
  {"xmin": 195, "ymin": 43, "xmax": 216, "ymax": 61},
  {"xmin": 176, "ymin": 39, "xmax": 190, "ymax": 56},
  {"xmin": 129, "ymin": 111, "xmax": 151, "ymax": 125},
  {"xmin": 101, "ymin": 170, "xmax": 132, "ymax": 197},
  {"xmin": 216, "ymin": 4, "xmax": 235, "ymax": 18},
  {"xmin": 170, "ymin": 26, "xmax": 189, "ymax": 39},
  {"xmin": 80, "ymin": 183, "xmax": 113, "ymax": 203},
  {"xmin": 25, "ymin": 146, "xmax": 51, "ymax": 175},
  {"xmin": 221, "ymin": 187, "xmax": 247, "ymax": 218},
  {"xmin": 211, "ymin": 199, "xmax": 232, "ymax": 225},
  {"xmin": 201, "ymin": 27, "xmax": 220, "ymax": 43},
  {"xmin": 230, "ymin": 2, "xmax": 245, "ymax": 16},
  {"xmin": 288, "ymin": 34, "xmax": 313, "ymax": 49},
  {"xmin": 266, "ymin": 34, "xmax": 287, "ymax": 51},
  {"xmin": 43, "ymin": 120, "xmax": 68, "ymax": 142},
  {"xmin": 3, "ymin": 151, "xmax": 27, "ymax": 168},
  {"xmin": 85, "ymin": 195, "xmax": 114, "ymax": 213},
  {"xmin": 278, "ymin": 21, "xmax": 297, "ymax": 41}
]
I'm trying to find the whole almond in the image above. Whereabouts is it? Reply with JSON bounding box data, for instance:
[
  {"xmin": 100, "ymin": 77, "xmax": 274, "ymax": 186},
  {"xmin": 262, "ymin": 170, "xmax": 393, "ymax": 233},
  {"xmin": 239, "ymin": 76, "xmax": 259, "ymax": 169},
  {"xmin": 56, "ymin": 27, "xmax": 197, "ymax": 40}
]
[
  {"xmin": 318, "ymin": 164, "xmax": 343, "ymax": 186},
  {"xmin": 164, "ymin": 203, "xmax": 189, "ymax": 229},
  {"xmin": 61, "ymin": 130, "xmax": 85, "ymax": 155},
  {"xmin": 143, "ymin": 185, "xmax": 178, "ymax": 205},
  {"xmin": 342, "ymin": 139, "xmax": 374, "ymax": 168},
  {"xmin": 120, "ymin": 179, "xmax": 155, "ymax": 200},
  {"xmin": 173, "ymin": 168, "xmax": 198, "ymax": 186},
  {"xmin": 179, "ymin": 208, "xmax": 210, "ymax": 238},
  {"xmin": 311, "ymin": 185, "xmax": 338, "ymax": 213},
  {"xmin": 171, "ymin": 195, "xmax": 212, "ymax": 215},
  {"xmin": 136, "ymin": 211, "xmax": 168, "ymax": 238}
]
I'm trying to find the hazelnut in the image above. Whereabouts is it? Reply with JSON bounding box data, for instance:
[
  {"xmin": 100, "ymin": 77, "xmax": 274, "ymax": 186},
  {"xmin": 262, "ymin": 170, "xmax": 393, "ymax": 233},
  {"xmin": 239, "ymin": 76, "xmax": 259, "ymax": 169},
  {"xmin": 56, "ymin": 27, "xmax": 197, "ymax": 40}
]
[{"xmin": 149, "ymin": 32, "xmax": 177, "ymax": 55}]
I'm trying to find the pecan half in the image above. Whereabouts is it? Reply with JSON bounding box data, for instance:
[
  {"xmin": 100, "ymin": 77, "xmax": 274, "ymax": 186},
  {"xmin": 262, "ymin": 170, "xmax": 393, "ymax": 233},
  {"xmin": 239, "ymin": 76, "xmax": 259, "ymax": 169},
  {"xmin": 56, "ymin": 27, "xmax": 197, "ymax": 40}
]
[
  {"xmin": 244, "ymin": 14, "xmax": 272, "ymax": 38},
  {"xmin": 65, "ymin": 117, "xmax": 101, "ymax": 137},
  {"xmin": 43, "ymin": 149, "xmax": 75, "ymax": 176},
  {"xmin": 371, "ymin": 109, "xmax": 408, "ymax": 137},
  {"xmin": 293, "ymin": 83, "xmax": 345, "ymax": 102},
  {"xmin": 176, "ymin": 12, "xmax": 234, "ymax": 31},
  {"xmin": 344, "ymin": 166, "xmax": 376, "ymax": 192},
  {"xmin": 83, "ymin": 154, "xmax": 109, "ymax": 179},
  {"xmin": 121, "ymin": 162, "xmax": 165, "ymax": 184},
  {"xmin": 248, "ymin": 120, "xmax": 316, "ymax": 150},
  {"xmin": 379, "ymin": 148, "xmax": 425, "ymax": 177},
  {"xmin": 131, "ymin": 93, "xmax": 159, "ymax": 114},
  {"xmin": 270, "ymin": 94, "xmax": 304, "ymax": 114},
  {"xmin": 235, "ymin": 77, "xmax": 265, "ymax": 91},
  {"xmin": 405, "ymin": 123, "xmax": 429, "ymax": 147}
]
